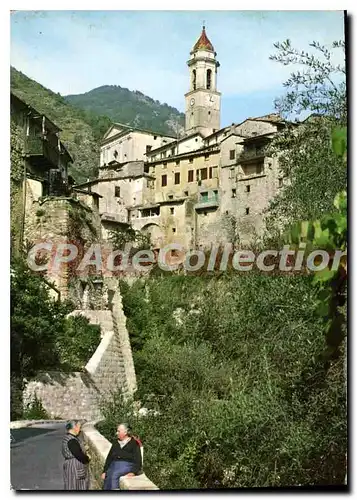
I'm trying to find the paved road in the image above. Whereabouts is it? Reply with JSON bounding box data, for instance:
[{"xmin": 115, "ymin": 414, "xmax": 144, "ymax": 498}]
[{"xmin": 11, "ymin": 422, "xmax": 66, "ymax": 491}]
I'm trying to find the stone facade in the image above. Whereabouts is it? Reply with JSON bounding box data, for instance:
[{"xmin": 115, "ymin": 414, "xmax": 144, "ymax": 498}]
[
  {"xmin": 100, "ymin": 125, "xmax": 176, "ymax": 167},
  {"xmin": 24, "ymin": 196, "xmax": 101, "ymax": 298},
  {"xmin": 73, "ymin": 28, "xmax": 287, "ymax": 251}
]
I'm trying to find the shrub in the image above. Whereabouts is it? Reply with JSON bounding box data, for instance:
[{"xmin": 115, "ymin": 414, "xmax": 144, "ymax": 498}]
[
  {"xmin": 22, "ymin": 394, "xmax": 51, "ymax": 420},
  {"xmin": 99, "ymin": 274, "xmax": 346, "ymax": 488}
]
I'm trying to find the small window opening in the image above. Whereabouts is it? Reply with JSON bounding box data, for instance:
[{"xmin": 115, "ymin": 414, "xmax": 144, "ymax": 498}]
[{"xmin": 207, "ymin": 69, "xmax": 212, "ymax": 90}]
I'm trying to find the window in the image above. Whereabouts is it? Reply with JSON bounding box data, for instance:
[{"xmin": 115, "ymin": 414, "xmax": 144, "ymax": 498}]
[
  {"xmin": 209, "ymin": 167, "xmax": 213, "ymax": 179},
  {"xmin": 246, "ymin": 207, "xmax": 250, "ymax": 215},
  {"xmin": 170, "ymin": 207, "xmax": 175, "ymax": 215},
  {"xmin": 162, "ymin": 175, "xmax": 167, "ymax": 187},
  {"xmin": 184, "ymin": 190, "xmax": 189, "ymax": 196},
  {"xmin": 246, "ymin": 185, "xmax": 251, "ymax": 193},
  {"xmin": 192, "ymin": 69, "xmax": 196, "ymax": 90},
  {"xmin": 175, "ymin": 172, "xmax": 180, "ymax": 185},
  {"xmin": 213, "ymin": 190, "xmax": 218, "ymax": 200},
  {"xmin": 257, "ymin": 162, "xmax": 264, "ymax": 174},
  {"xmin": 154, "ymin": 136, "xmax": 157, "ymax": 140},
  {"xmin": 163, "ymin": 161, "xmax": 167, "ymax": 167},
  {"xmin": 232, "ymin": 188, "xmax": 236, "ymax": 198},
  {"xmin": 114, "ymin": 150, "xmax": 118, "ymax": 159},
  {"xmin": 172, "ymin": 227, "xmax": 176, "ymax": 233},
  {"xmin": 208, "ymin": 111, "xmax": 211, "ymax": 115},
  {"xmin": 229, "ymin": 150, "xmax": 235, "ymax": 160},
  {"xmin": 189, "ymin": 157, "xmax": 193, "ymax": 163},
  {"xmin": 200, "ymin": 168, "xmax": 208, "ymax": 180},
  {"xmin": 168, "ymin": 195, "xmax": 173, "ymax": 200},
  {"xmin": 201, "ymin": 192, "xmax": 208, "ymax": 202},
  {"xmin": 146, "ymin": 145, "xmax": 152, "ymax": 154},
  {"xmin": 176, "ymin": 160, "xmax": 180, "ymax": 166},
  {"xmin": 171, "ymin": 148, "xmax": 175, "ymax": 156},
  {"xmin": 207, "ymin": 69, "xmax": 212, "ymax": 90},
  {"xmin": 115, "ymin": 186, "xmax": 120, "ymax": 197},
  {"xmin": 204, "ymin": 153, "xmax": 210, "ymax": 160},
  {"xmin": 188, "ymin": 170, "xmax": 194, "ymax": 182}
]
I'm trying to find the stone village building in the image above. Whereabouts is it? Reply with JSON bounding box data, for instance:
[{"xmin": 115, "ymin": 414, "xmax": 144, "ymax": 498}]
[
  {"xmin": 75, "ymin": 26, "xmax": 288, "ymax": 251},
  {"xmin": 10, "ymin": 27, "xmax": 290, "ymax": 424},
  {"xmin": 11, "ymin": 25, "xmax": 290, "ymax": 296}
]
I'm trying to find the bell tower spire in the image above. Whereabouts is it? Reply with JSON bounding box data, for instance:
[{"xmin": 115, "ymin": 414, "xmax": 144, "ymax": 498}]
[{"xmin": 184, "ymin": 25, "xmax": 221, "ymax": 137}]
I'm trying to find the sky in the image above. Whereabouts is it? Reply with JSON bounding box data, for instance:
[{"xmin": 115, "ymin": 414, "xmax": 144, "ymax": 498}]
[{"xmin": 10, "ymin": 10, "xmax": 346, "ymax": 126}]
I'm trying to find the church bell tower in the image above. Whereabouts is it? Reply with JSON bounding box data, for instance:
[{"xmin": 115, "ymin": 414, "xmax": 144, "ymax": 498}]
[{"xmin": 185, "ymin": 25, "xmax": 221, "ymax": 137}]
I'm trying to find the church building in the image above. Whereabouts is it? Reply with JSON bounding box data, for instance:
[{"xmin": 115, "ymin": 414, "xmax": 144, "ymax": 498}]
[{"xmin": 76, "ymin": 26, "xmax": 287, "ymax": 250}]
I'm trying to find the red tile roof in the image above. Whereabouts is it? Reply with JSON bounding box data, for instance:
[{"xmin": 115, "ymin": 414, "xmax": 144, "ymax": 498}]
[{"xmin": 193, "ymin": 26, "xmax": 214, "ymax": 52}]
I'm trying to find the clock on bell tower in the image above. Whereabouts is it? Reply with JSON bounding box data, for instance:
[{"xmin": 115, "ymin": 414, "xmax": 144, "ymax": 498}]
[{"xmin": 184, "ymin": 25, "xmax": 221, "ymax": 137}]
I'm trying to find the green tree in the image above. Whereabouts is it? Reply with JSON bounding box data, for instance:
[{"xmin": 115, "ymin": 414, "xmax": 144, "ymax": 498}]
[
  {"xmin": 265, "ymin": 39, "xmax": 346, "ymax": 235},
  {"xmin": 11, "ymin": 258, "xmax": 100, "ymax": 418}
]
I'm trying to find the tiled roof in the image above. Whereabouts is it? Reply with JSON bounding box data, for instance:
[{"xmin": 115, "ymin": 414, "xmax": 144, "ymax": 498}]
[{"xmin": 193, "ymin": 26, "xmax": 214, "ymax": 52}]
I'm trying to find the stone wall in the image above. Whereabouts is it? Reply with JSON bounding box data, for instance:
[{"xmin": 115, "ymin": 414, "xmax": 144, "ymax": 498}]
[
  {"xmin": 24, "ymin": 197, "xmax": 101, "ymax": 298},
  {"xmin": 23, "ymin": 286, "xmax": 137, "ymax": 421}
]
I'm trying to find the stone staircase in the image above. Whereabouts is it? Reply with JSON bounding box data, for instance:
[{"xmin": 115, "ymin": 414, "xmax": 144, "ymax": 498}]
[{"xmin": 24, "ymin": 286, "xmax": 137, "ymax": 421}]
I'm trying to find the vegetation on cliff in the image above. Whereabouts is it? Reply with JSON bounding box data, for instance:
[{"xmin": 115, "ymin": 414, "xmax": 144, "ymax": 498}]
[
  {"xmin": 98, "ymin": 274, "xmax": 346, "ymax": 488},
  {"xmin": 10, "ymin": 258, "xmax": 100, "ymax": 420},
  {"xmin": 65, "ymin": 85, "xmax": 185, "ymax": 137}
]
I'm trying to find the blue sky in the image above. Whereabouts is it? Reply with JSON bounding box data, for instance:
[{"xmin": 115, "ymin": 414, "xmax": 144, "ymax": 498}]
[{"xmin": 10, "ymin": 10, "xmax": 345, "ymax": 126}]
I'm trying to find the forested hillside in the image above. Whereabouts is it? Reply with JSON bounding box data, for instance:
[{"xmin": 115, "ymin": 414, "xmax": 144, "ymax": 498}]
[
  {"xmin": 65, "ymin": 85, "xmax": 185, "ymax": 137},
  {"xmin": 10, "ymin": 68, "xmax": 185, "ymax": 183},
  {"xmin": 11, "ymin": 67, "xmax": 111, "ymax": 183}
]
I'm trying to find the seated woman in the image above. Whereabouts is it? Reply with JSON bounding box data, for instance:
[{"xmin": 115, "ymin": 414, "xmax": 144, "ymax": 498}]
[{"xmin": 101, "ymin": 423, "xmax": 142, "ymax": 490}]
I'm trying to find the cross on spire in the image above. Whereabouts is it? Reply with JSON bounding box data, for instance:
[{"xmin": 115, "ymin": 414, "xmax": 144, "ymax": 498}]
[{"xmin": 203, "ymin": 20, "xmax": 205, "ymax": 29}]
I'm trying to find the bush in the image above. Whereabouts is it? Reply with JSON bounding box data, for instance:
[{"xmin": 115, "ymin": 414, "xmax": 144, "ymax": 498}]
[
  {"xmin": 22, "ymin": 394, "xmax": 51, "ymax": 420},
  {"xmin": 56, "ymin": 315, "xmax": 101, "ymax": 371},
  {"xmin": 99, "ymin": 274, "xmax": 346, "ymax": 488}
]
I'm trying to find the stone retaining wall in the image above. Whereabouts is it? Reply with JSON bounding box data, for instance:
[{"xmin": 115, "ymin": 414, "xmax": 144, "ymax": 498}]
[
  {"xmin": 82, "ymin": 423, "xmax": 158, "ymax": 491},
  {"xmin": 24, "ymin": 287, "xmax": 137, "ymax": 421}
]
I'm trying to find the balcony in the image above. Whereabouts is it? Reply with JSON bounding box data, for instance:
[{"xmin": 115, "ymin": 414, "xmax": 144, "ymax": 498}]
[
  {"xmin": 237, "ymin": 145, "xmax": 268, "ymax": 164},
  {"xmin": 194, "ymin": 193, "xmax": 219, "ymax": 211},
  {"xmin": 100, "ymin": 212, "xmax": 129, "ymax": 224},
  {"xmin": 25, "ymin": 135, "xmax": 61, "ymax": 170}
]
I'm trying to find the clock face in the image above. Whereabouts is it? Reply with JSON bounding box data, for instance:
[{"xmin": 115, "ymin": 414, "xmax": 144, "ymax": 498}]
[{"xmin": 190, "ymin": 98, "xmax": 195, "ymax": 106}]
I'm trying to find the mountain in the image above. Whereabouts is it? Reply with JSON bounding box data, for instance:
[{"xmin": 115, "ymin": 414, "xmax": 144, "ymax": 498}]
[
  {"xmin": 65, "ymin": 85, "xmax": 185, "ymax": 138},
  {"xmin": 10, "ymin": 67, "xmax": 185, "ymax": 184}
]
